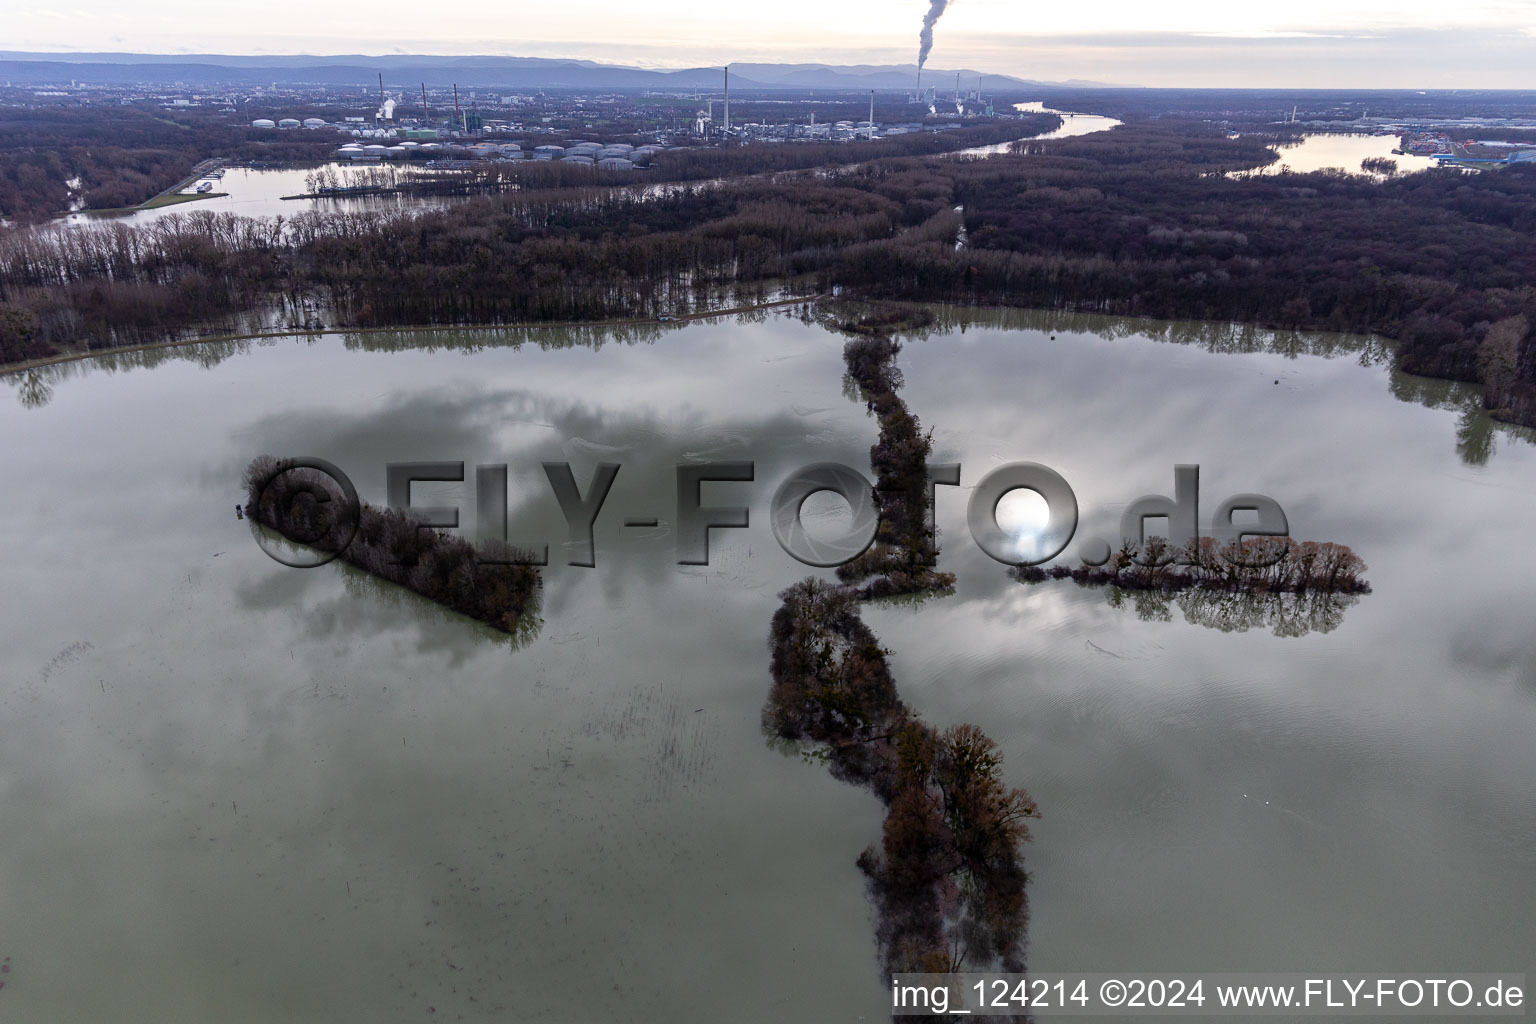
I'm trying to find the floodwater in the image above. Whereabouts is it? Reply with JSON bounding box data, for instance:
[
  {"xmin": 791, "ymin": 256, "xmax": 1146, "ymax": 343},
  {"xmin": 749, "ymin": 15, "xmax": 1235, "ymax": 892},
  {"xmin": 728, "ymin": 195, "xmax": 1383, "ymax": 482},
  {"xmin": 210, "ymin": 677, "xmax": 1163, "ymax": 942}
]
[
  {"xmin": 2, "ymin": 308, "xmax": 1533, "ymax": 1022},
  {"xmin": 62, "ymin": 163, "xmax": 442, "ymax": 227},
  {"xmin": 1241, "ymin": 133, "xmax": 1441, "ymax": 177}
]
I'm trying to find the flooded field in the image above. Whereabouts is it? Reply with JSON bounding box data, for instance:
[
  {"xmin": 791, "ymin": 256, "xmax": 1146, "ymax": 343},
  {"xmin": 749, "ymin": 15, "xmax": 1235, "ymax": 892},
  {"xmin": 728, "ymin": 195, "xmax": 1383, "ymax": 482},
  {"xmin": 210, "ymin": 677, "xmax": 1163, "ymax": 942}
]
[{"xmin": 1, "ymin": 307, "xmax": 1532, "ymax": 1021}]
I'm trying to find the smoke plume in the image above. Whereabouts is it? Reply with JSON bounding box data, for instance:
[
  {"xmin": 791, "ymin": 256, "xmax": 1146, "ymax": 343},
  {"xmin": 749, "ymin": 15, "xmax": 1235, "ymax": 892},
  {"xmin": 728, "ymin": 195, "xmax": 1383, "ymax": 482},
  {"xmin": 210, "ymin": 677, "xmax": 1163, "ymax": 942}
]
[{"xmin": 918, "ymin": 0, "xmax": 950, "ymax": 69}]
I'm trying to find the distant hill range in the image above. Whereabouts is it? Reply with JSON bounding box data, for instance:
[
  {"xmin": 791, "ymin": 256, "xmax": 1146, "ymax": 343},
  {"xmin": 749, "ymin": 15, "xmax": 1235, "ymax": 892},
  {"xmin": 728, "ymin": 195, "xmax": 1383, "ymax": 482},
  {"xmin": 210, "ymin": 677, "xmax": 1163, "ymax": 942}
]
[{"xmin": 0, "ymin": 51, "xmax": 1117, "ymax": 91}]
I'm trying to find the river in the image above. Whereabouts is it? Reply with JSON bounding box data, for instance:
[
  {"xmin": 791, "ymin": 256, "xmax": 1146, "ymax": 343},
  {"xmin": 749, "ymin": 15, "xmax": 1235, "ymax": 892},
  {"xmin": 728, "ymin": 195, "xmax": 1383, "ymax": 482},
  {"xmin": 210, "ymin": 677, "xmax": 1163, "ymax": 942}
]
[
  {"xmin": 1, "ymin": 306, "xmax": 1531, "ymax": 1021},
  {"xmin": 953, "ymin": 101, "xmax": 1123, "ymax": 155}
]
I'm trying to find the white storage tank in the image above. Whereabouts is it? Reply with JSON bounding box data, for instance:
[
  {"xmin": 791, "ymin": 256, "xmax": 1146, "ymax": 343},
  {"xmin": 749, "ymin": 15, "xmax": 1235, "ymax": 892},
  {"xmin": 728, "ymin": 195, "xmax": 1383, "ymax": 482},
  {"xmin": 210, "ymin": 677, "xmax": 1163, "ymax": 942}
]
[
  {"xmin": 302, "ymin": 117, "xmax": 326, "ymax": 129},
  {"xmin": 533, "ymin": 145, "xmax": 565, "ymax": 160},
  {"xmin": 598, "ymin": 158, "xmax": 634, "ymax": 171},
  {"xmin": 251, "ymin": 118, "xmax": 277, "ymax": 129},
  {"xmin": 278, "ymin": 118, "xmax": 301, "ymax": 129},
  {"xmin": 562, "ymin": 154, "xmax": 595, "ymax": 165}
]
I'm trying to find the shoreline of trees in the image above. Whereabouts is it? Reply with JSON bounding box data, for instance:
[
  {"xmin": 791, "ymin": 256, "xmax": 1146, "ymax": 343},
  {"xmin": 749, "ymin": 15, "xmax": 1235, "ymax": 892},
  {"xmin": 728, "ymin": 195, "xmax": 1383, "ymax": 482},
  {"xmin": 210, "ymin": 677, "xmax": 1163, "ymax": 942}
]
[{"xmin": 1012, "ymin": 536, "xmax": 1371, "ymax": 595}]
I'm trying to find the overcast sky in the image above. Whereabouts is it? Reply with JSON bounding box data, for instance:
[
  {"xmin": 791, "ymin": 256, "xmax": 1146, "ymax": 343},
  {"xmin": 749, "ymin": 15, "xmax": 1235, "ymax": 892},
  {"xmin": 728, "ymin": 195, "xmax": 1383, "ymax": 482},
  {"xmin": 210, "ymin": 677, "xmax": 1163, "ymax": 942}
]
[{"xmin": 9, "ymin": 0, "xmax": 1535, "ymax": 87}]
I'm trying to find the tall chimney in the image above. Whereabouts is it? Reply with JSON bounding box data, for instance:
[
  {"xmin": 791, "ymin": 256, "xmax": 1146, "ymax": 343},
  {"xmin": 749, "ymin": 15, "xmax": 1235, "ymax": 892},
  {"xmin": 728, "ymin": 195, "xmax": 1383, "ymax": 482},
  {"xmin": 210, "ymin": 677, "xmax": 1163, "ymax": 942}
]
[
  {"xmin": 454, "ymin": 83, "xmax": 463, "ymax": 133},
  {"xmin": 421, "ymin": 82, "xmax": 428, "ymax": 120},
  {"xmin": 869, "ymin": 89, "xmax": 874, "ymax": 136},
  {"xmin": 723, "ymin": 65, "xmax": 730, "ymax": 134},
  {"xmin": 378, "ymin": 72, "xmax": 385, "ymax": 119}
]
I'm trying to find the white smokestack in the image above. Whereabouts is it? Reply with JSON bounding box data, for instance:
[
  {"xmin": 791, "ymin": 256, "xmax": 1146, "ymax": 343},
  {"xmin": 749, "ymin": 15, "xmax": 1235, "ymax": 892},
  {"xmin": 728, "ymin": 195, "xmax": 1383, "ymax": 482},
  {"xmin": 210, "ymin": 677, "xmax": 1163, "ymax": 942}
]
[{"xmin": 723, "ymin": 65, "xmax": 730, "ymax": 134}]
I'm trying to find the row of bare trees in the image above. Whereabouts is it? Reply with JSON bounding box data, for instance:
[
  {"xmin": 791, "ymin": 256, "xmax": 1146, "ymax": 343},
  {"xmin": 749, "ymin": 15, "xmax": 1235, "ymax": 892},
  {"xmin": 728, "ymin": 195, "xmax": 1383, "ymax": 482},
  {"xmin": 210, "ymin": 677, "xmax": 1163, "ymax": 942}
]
[
  {"xmin": 243, "ymin": 455, "xmax": 541, "ymax": 638},
  {"xmin": 1014, "ymin": 536, "xmax": 1371, "ymax": 594},
  {"xmin": 765, "ymin": 321, "xmax": 1035, "ymax": 988}
]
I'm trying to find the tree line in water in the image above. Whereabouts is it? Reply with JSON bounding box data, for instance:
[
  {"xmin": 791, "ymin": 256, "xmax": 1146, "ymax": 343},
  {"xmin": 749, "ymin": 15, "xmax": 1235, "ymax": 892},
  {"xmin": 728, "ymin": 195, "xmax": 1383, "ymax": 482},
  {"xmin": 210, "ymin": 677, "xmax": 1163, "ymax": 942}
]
[
  {"xmin": 765, "ymin": 323, "xmax": 1036, "ymax": 994},
  {"xmin": 1013, "ymin": 535, "xmax": 1371, "ymax": 638},
  {"xmin": 242, "ymin": 455, "xmax": 542, "ymax": 643}
]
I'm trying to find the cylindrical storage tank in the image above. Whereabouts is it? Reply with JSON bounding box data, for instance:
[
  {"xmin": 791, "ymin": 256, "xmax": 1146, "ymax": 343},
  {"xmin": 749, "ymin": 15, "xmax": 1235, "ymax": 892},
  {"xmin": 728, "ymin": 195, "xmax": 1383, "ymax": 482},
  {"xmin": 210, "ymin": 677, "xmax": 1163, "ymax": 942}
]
[
  {"xmin": 533, "ymin": 145, "xmax": 564, "ymax": 160},
  {"xmin": 251, "ymin": 118, "xmax": 276, "ymax": 129},
  {"xmin": 561, "ymin": 154, "xmax": 595, "ymax": 165},
  {"xmin": 566, "ymin": 142, "xmax": 601, "ymax": 155},
  {"xmin": 363, "ymin": 144, "xmax": 390, "ymax": 156},
  {"xmin": 606, "ymin": 142, "xmax": 634, "ymax": 153},
  {"xmin": 596, "ymin": 146, "xmax": 628, "ymax": 160},
  {"xmin": 303, "ymin": 117, "xmax": 326, "ymax": 128},
  {"xmin": 597, "ymin": 158, "xmax": 634, "ymax": 171},
  {"xmin": 278, "ymin": 118, "xmax": 301, "ymax": 129}
]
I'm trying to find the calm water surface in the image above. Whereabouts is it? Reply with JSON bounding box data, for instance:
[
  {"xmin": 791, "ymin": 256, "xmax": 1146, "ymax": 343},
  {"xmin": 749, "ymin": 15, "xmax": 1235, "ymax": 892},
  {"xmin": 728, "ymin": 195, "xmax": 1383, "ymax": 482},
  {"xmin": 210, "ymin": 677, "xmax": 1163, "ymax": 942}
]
[
  {"xmin": 63, "ymin": 163, "xmax": 443, "ymax": 227},
  {"xmin": 1, "ymin": 308, "xmax": 1532, "ymax": 1021},
  {"xmin": 1241, "ymin": 133, "xmax": 1440, "ymax": 176}
]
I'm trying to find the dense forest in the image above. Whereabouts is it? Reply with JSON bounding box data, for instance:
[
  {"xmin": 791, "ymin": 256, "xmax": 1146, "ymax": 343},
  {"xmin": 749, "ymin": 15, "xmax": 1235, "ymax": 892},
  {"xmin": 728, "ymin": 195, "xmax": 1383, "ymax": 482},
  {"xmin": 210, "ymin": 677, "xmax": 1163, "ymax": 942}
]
[{"xmin": 3, "ymin": 116, "xmax": 1534, "ymax": 427}]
